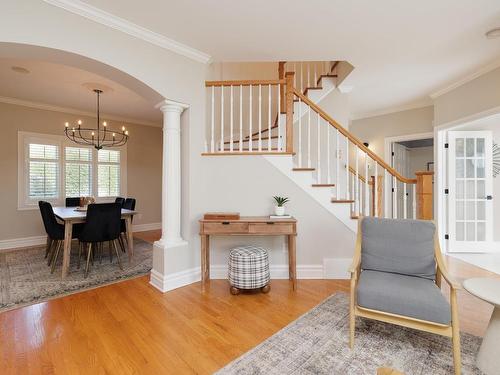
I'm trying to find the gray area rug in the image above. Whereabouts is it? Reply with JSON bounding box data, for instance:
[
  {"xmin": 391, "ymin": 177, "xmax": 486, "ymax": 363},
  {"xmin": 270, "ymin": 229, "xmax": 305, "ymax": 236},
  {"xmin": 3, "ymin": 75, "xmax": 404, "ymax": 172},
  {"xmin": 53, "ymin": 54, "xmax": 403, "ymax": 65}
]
[
  {"xmin": 0, "ymin": 238, "xmax": 152, "ymax": 312},
  {"xmin": 216, "ymin": 293, "xmax": 483, "ymax": 375}
]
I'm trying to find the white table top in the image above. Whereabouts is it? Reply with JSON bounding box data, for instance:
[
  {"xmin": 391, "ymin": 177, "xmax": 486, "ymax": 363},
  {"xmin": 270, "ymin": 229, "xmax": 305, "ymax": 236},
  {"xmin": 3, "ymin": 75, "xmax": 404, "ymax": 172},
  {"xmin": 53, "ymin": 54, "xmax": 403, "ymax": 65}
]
[
  {"xmin": 463, "ymin": 278, "xmax": 500, "ymax": 306},
  {"xmin": 53, "ymin": 206, "xmax": 137, "ymax": 221}
]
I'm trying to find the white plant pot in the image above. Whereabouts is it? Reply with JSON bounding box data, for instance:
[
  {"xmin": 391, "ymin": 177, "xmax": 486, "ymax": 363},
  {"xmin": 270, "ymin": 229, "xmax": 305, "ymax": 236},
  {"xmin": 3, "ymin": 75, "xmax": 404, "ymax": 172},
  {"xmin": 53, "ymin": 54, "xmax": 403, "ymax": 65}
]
[{"xmin": 274, "ymin": 206, "xmax": 285, "ymax": 216}]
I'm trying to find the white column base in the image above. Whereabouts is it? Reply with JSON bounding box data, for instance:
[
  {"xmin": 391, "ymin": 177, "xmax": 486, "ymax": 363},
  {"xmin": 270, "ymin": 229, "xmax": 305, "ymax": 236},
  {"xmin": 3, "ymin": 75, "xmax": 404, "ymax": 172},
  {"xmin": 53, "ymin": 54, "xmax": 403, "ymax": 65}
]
[{"xmin": 150, "ymin": 240, "xmax": 200, "ymax": 292}]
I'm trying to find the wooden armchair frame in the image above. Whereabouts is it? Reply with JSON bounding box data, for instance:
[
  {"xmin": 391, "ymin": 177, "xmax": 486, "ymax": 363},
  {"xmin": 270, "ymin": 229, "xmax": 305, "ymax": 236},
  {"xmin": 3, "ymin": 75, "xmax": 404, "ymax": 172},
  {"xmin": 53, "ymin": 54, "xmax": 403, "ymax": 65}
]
[{"xmin": 349, "ymin": 217, "xmax": 461, "ymax": 375}]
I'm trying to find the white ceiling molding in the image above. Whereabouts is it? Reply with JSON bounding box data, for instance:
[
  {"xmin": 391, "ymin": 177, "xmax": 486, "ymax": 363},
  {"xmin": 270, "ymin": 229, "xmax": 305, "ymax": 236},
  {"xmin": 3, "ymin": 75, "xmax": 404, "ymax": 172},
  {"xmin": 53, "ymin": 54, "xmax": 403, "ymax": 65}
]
[
  {"xmin": 42, "ymin": 0, "xmax": 212, "ymax": 64},
  {"xmin": 429, "ymin": 57, "xmax": 500, "ymax": 99},
  {"xmin": 350, "ymin": 101, "xmax": 433, "ymax": 121},
  {"xmin": 0, "ymin": 95, "xmax": 161, "ymax": 127}
]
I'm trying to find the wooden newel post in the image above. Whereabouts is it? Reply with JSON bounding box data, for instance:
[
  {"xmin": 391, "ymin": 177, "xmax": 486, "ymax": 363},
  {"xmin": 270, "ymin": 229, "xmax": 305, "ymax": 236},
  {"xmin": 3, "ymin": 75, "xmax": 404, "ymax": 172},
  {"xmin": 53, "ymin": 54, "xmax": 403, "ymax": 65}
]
[
  {"xmin": 278, "ymin": 61, "xmax": 285, "ymax": 113},
  {"xmin": 415, "ymin": 171, "xmax": 434, "ymax": 220},
  {"xmin": 285, "ymin": 72, "xmax": 295, "ymax": 153}
]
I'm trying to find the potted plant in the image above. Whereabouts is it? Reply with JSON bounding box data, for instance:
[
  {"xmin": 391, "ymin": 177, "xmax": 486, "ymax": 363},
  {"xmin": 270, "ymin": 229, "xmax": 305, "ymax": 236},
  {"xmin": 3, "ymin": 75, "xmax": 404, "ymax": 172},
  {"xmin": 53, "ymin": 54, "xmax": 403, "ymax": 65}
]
[{"xmin": 273, "ymin": 196, "xmax": 289, "ymax": 216}]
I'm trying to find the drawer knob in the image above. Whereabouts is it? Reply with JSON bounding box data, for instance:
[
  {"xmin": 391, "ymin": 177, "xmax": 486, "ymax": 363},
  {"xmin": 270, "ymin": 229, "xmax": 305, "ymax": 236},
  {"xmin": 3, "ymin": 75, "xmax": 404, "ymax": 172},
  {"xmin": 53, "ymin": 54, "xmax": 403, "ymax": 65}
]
[
  {"xmin": 266, "ymin": 222, "xmax": 275, "ymax": 225},
  {"xmin": 222, "ymin": 221, "xmax": 230, "ymax": 225}
]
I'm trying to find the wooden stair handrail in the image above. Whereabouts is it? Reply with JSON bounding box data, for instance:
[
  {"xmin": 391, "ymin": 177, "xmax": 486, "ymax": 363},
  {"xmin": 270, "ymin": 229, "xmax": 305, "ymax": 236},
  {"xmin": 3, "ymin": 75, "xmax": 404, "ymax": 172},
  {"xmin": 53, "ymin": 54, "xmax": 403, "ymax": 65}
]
[
  {"xmin": 348, "ymin": 166, "xmax": 373, "ymax": 185},
  {"xmin": 294, "ymin": 89, "xmax": 417, "ymax": 185},
  {"xmin": 205, "ymin": 79, "xmax": 285, "ymax": 87}
]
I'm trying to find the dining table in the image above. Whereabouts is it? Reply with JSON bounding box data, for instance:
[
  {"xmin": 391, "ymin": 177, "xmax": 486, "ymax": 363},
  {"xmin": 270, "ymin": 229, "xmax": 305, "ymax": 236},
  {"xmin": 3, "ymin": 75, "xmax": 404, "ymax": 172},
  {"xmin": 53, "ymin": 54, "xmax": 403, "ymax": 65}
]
[{"xmin": 52, "ymin": 206, "xmax": 138, "ymax": 279}]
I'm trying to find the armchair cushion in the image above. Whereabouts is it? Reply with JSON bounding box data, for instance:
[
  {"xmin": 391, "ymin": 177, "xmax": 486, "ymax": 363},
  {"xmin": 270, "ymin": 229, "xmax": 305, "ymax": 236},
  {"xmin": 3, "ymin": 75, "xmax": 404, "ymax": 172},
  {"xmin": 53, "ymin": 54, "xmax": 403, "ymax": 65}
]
[
  {"xmin": 361, "ymin": 217, "xmax": 436, "ymax": 280},
  {"xmin": 357, "ymin": 270, "xmax": 451, "ymax": 325}
]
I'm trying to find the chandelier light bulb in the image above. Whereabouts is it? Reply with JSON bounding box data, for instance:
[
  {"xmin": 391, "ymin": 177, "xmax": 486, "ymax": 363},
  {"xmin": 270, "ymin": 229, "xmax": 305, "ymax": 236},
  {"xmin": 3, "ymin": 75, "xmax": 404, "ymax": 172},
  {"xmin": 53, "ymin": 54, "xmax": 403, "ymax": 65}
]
[
  {"xmin": 72, "ymin": 128, "xmax": 75, "ymax": 132},
  {"xmin": 112, "ymin": 133, "xmax": 116, "ymax": 138},
  {"xmin": 91, "ymin": 131, "xmax": 95, "ymax": 136},
  {"xmin": 77, "ymin": 120, "xmax": 82, "ymax": 125},
  {"xmin": 65, "ymin": 122, "xmax": 69, "ymax": 128},
  {"xmin": 103, "ymin": 121, "xmax": 107, "ymax": 127},
  {"xmin": 125, "ymin": 130, "xmax": 129, "ymax": 135}
]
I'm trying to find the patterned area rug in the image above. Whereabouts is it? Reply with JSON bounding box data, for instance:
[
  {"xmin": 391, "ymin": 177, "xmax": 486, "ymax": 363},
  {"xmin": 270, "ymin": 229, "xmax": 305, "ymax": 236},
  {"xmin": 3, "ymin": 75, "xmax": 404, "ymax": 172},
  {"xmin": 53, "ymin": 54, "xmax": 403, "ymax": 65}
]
[
  {"xmin": 0, "ymin": 238, "xmax": 152, "ymax": 312},
  {"xmin": 216, "ymin": 293, "xmax": 483, "ymax": 375}
]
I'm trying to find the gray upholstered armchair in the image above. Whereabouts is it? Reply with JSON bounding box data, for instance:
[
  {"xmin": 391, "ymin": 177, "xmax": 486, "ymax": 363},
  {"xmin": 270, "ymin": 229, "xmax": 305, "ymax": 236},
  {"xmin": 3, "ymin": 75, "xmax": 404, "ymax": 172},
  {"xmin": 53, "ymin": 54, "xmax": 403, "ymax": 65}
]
[{"xmin": 349, "ymin": 217, "xmax": 461, "ymax": 375}]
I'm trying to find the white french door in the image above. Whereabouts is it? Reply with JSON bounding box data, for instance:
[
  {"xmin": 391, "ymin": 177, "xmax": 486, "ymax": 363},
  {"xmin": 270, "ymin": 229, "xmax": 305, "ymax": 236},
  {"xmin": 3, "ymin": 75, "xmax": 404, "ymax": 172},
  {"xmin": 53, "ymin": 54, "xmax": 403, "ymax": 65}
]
[{"xmin": 448, "ymin": 131, "xmax": 494, "ymax": 252}]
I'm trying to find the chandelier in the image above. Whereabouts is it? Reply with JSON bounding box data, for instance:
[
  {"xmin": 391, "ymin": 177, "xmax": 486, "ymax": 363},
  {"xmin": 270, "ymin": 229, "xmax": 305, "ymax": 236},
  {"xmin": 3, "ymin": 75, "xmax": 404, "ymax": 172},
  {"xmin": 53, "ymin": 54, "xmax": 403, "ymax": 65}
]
[{"xmin": 64, "ymin": 89, "xmax": 129, "ymax": 150}]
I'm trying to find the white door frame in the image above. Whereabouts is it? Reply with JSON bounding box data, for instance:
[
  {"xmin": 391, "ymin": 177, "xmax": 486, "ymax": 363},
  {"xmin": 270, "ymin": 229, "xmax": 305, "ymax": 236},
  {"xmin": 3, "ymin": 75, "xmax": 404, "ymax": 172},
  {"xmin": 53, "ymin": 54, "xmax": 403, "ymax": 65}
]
[
  {"xmin": 383, "ymin": 132, "xmax": 434, "ymax": 219},
  {"xmin": 434, "ymin": 105, "xmax": 500, "ymax": 253}
]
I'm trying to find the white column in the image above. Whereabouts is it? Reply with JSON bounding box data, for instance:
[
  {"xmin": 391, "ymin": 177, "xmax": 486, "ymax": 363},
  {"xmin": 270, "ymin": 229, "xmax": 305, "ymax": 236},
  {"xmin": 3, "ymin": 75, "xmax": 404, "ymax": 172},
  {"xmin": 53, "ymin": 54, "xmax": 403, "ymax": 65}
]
[{"xmin": 151, "ymin": 99, "xmax": 190, "ymax": 293}]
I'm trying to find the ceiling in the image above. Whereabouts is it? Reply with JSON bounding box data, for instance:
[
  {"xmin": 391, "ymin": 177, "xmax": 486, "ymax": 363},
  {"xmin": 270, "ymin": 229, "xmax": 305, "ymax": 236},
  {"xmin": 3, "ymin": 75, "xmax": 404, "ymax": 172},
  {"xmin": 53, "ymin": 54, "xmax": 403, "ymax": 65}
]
[
  {"xmin": 0, "ymin": 57, "xmax": 162, "ymax": 125},
  {"xmin": 79, "ymin": 0, "xmax": 500, "ymax": 118}
]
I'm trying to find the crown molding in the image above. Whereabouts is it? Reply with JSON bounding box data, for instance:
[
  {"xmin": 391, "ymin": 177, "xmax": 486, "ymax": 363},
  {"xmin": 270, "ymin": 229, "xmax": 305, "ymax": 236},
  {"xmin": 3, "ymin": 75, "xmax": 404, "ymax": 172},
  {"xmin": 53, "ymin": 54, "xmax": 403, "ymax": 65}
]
[
  {"xmin": 42, "ymin": 0, "xmax": 212, "ymax": 64},
  {"xmin": 350, "ymin": 100, "xmax": 433, "ymax": 121},
  {"xmin": 0, "ymin": 96, "xmax": 161, "ymax": 127},
  {"xmin": 430, "ymin": 57, "xmax": 500, "ymax": 99}
]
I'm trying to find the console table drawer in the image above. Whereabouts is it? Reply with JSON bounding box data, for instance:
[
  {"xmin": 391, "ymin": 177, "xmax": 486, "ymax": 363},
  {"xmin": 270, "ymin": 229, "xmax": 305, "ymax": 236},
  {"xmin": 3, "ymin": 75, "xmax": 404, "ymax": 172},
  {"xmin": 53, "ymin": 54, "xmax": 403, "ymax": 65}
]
[
  {"xmin": 249, "ymin": 223, "xmax": 294, "ymax": 234},
  {"xmin": 203, "ymin": 222, "xmax": 249, "ymax": 234}
]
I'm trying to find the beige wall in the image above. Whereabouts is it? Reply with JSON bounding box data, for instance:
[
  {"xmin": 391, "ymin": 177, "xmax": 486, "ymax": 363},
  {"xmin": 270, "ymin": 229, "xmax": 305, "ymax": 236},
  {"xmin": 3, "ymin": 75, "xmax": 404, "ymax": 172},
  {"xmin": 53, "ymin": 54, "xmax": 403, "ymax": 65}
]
[
  {"xmin": 434, "ymin": 66, "xmax": 500, "ymax": 126},
  {"xmin": 409, "ymin": 146, "xmax": 433, "ymax": 175},
  {"xmin": 0, "ymin": 101, "xmax": 162, "ymax": 240},
  {"xmin": 350, "ymin": 106, "xmax": 434, "ymax": 158}
]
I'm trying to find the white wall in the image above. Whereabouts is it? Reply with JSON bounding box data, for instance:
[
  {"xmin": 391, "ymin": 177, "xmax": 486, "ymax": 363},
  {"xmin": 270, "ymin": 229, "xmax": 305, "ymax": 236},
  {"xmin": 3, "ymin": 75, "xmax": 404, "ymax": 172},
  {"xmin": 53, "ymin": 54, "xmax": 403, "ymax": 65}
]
[{"xmin": 409, "ymin": 146, "xmax": 433, "ymax": 175}]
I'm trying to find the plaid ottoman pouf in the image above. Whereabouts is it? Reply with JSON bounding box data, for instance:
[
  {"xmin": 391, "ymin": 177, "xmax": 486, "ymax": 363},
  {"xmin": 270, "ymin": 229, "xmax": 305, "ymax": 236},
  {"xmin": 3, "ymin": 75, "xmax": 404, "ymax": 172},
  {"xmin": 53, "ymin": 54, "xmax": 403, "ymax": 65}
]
[{"xmin": 228, "ymin": 245, "xmax": 270, "ymax": 294}]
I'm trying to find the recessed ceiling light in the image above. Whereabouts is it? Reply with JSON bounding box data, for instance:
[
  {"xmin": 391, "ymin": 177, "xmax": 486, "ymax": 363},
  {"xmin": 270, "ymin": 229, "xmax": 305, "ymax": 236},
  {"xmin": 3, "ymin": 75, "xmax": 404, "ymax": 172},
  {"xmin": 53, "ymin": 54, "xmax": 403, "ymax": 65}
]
[
  {"xmin": 485, "ymin": 27, "xmax": 500, "ymax": 39},
  {"xmin": 11, "ymin": 66, "xmax": 30, "ymax": 74}
]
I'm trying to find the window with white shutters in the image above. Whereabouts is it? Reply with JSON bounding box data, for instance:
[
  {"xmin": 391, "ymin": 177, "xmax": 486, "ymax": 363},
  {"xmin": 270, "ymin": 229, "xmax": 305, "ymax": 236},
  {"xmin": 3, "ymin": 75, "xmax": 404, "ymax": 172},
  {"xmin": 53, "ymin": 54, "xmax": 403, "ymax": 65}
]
[
  {"xmin": 65, "ymin": 147, "xmax": 92, "ymax": 197},
  {"xmin": 97, "ymin": 150, "xmax": 121, "ymax": 197},
  {"xmin": 28, "ymin": 143, "xmax": 59, "ymax": 199}
]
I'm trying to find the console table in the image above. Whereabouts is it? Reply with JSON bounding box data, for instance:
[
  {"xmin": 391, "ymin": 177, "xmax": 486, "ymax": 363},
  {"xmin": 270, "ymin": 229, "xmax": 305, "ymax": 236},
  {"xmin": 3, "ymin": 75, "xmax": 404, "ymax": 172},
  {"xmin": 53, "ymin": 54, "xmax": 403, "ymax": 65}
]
[{"xmin": 199, "ymin": 216, "xmax": 297, "ymax": 290}]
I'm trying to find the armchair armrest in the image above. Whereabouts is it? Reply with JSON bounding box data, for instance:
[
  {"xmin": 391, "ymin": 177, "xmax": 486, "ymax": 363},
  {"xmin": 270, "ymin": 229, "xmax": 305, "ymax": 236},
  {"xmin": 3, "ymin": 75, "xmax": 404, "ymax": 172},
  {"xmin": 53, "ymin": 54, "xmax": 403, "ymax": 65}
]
[
  {"xmin": 349, "ymin": 217, "xmax": 363, "ymax": 277},
  {"xmin": 434, "ymin": 236, "xmax": 461, "ymax": 290}
]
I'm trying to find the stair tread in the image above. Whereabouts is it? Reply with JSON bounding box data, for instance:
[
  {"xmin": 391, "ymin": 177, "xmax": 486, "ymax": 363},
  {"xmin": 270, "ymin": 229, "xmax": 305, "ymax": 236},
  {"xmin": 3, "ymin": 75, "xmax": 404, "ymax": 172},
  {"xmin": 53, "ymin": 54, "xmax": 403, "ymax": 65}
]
[
  {"xmin": 293, "ymin": 167, "xmax": 315, "ymax": 171},
  {"xmin": 331, "ymin": 199, "xmax": 355, "ymax": 203},
  {"xmin": 312, "ymin": 184, "xmax": 336, "ymax": 187}
]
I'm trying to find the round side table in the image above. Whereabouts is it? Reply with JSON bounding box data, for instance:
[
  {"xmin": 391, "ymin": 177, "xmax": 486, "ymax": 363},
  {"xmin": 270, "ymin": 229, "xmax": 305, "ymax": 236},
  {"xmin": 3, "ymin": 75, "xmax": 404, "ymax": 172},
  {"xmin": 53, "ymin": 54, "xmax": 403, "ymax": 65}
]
[{"xmin": 463, "ymin": 277, "xmax": 500, "ymax": 375}]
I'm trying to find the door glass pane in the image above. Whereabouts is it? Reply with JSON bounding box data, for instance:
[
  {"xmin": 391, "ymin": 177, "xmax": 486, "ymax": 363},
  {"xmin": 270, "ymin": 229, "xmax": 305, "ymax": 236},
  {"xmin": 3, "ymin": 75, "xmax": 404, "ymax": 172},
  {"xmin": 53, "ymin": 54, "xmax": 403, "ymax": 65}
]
[
  {"xmin": 476, "ymin": 138, "xmax": 485, "ymax": 157},
  {"xmin": 477, "ymin": 222, "xmax": 486, "ymax": 241},
  {"xmin": 456, "ymin": 159, "xmax": 464, "ymax": 178},
  {"xmin": 455, "ymin": 138, "xmax": 464, "ymax": 157},
  {"xmin": 477, "ymin": 180, "xmax": 485, "ymax": 199},
  {"xmin": 466, "ymin": 159, "xmax": 475, "ymax": 178},
  {"xmin": 476, "ymin": 159, "xmax": 485, "ymax": 178},
  {"xmin": 466, "ymin": 138, "xmax": 474, "ymax": 157},
  {"xmin": 456, "ymin": 201, "xmax": 464, "ymax": 220},
  {"xmin": 466, "ymin": 180, "xmax": 475, "ymax": 199},
  {"xmin": 456, "ymin": 222, "xmax": 464, "ymax": 241},
  {"xmin": 466, "ymin": 222, "xmax": 475, "ymax": 241},
  {"xmin": 466, "ymin": 201, "xmax": 475, "ymax": 220},
  {"xmin": 456, "ymin": 180, "xmax": 464, "ymax": 199},
  {"xmin": 477, "ymin": 201, "xmax": 485, "ymax": 220}
]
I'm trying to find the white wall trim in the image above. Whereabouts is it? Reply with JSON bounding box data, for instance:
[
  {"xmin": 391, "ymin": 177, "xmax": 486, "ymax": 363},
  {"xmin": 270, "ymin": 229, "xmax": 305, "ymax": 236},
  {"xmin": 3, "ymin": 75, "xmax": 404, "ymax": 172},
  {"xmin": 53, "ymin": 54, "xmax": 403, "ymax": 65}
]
[
  {"xmin": 383, "ymin": 131, "xmax": 435, "ymax": 164},
  {"xmin": 42, "ymin": 0, "xmax": 212, "ymax": 64},
  {"xmin": 0, "ymin": 96, "xmax": 161, "ymax": 127},
  {"xmin": 149, "ymin": 268, "xmax": 201, "ymax": 293},
  {"xmin": 430, "ymin": 58, "xmax": 500, "ymax": 99},
  {"xmin": 350, "ymin": 101, "xmax": 432, "ymax": 121},
  {"xmin": 0, "ymin": 222, "xmax": 161, "ymax": 251}
]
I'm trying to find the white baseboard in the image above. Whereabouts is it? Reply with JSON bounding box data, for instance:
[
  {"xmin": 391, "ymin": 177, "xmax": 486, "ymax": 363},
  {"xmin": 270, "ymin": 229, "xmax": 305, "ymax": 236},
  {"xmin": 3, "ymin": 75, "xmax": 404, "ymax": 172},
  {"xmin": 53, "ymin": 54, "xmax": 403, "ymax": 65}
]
[
  {"xmin": 210, "ymin": 264, "xmax": 325, "ymax": 279},
  {"xmin": 149, "ymin": 268, "xmax": 201, "ymax": 293},
  {"xmin": 0, "ymin": 222, "xmax": 161, "ymax": 252},
  {"xmin": 132, "ymin": 222, "xmax": 161, "ymax": 232}
]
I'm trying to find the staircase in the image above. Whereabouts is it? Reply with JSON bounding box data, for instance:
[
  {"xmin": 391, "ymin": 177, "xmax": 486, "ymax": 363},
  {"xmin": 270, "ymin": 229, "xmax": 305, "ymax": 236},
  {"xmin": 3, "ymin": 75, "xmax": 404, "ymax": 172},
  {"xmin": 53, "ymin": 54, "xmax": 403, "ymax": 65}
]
[{"xmin": 203, "ymin": 61, "xmax": 433, "ymax": 232}]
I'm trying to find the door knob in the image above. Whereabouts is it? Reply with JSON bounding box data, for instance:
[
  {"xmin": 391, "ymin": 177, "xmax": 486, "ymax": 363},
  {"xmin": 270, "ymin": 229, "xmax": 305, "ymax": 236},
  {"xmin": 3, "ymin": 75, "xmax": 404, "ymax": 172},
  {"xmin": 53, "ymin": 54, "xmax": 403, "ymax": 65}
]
[{"xmin": 486, "ymin": 195, "xmax": 493, "ymax": 200}]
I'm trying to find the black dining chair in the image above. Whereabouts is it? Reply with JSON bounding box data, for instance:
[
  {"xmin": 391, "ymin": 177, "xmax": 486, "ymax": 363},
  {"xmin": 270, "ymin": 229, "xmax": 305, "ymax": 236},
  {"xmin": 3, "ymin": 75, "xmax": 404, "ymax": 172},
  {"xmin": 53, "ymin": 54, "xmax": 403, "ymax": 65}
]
[
  {"xmin": 115, "ymin": 197, "xmax": 125, "ymax": 207},
  {"xmin": 118, "ymin": 198, "xmax": 136, "ymax": 252},
  {"xmin": 65, "ymin": 197, "xmax": 81, "ymax": 207},
  {"xmin": 78, "ymin": 202, "xmax": 123, "ymax": 277},
  {"xmin": 38, "ymin": 201, "xmax": 81, "ymax": 273}
]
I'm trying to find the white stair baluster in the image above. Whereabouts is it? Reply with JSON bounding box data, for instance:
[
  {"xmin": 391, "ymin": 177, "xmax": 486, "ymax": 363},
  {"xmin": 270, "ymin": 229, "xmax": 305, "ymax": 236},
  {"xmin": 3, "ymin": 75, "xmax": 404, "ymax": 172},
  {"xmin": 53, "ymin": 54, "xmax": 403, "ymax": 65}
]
[
  {"xmin": 249, "ymin": 85, "xmax": 253, "ymax": 152},
  {"xmin": 298, "ymin": 98, "xmax": 302, "ymax": 166},
  {"xmin": 268, "ymin": 84, "xmax": 271, "ymax": 151},
  {"xmin": 230, "ymin": 85, "xmax": 234, "ymax": 152},
  {"xmin": 307, "ymin": 105, "xmax": 311, "ymax": 168},
  {"xmin": 384, "ymin": 170, "xmax": 389, "ymax": 218},
  {"xmin": 220, "ymin": 86, "xmax": 224, "ymax": 152},
  {"xmin": 277, "ymin": 84, "xmax": 281, "ymax": 152},
  {"xmin": 403, "ymin": 183, "xmax": 408, "ymax": 219},
  {"xmin": 210, "ymin": 86, "xmax": 215, "ymax": 153},
  {"xmin": 374, "ymin": 162, "xmax": 378, "ymax": 217},
  {"xmin": 239, "ymin": 85, "xmax": 243, "ymax": 152},
  {"xmin": 365, "ymin": 155, "xmax": 369, "ymax": 216},
  {"xmin": 355, "ymin": 145, "xmax": 359, "ymax": 215},
  {"xmin": 393, "ymin": 176, "xmax": 397, "ymax": 218},
  {"xmin": 327, "ymin": 124, "xmax": 331, "ymax": 184},
  {"xmin": 258, "ymin": 84, "xmax": 262, "ymax": 151},
  {"xmin": 336, "ymin": 129, "xmax": 340, "ymax": 200},
  {"xmin": 413, "ymin": 184, "xmax": 417, "ymax": 219},
  {"xmin": 345, "ymin": 137, "xmax": 350, "ymax": 200},
  {"xmin": 317, "ymin": 112, "xmax": 321, "ymax": 182}
]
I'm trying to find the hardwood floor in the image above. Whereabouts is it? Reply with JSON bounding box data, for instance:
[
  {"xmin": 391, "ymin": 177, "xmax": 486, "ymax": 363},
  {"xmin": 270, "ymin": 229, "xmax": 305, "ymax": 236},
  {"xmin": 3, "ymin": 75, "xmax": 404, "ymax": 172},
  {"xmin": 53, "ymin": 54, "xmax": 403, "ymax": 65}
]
[{"xmin": 0, "ymin": 229, "xmax": 497, "ymax": 374}]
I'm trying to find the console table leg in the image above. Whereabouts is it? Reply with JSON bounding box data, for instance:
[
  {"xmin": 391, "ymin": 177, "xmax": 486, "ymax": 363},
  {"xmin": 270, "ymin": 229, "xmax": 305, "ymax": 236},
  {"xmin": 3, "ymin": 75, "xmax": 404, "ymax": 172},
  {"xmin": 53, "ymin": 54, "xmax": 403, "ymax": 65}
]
[
  {"xmin": 288, "ymin": 234, "xmax": 297, "ymax": 290},
  {"xmin": 201, "ymin": 235, "xmax": 210, "ymax": 285}
]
